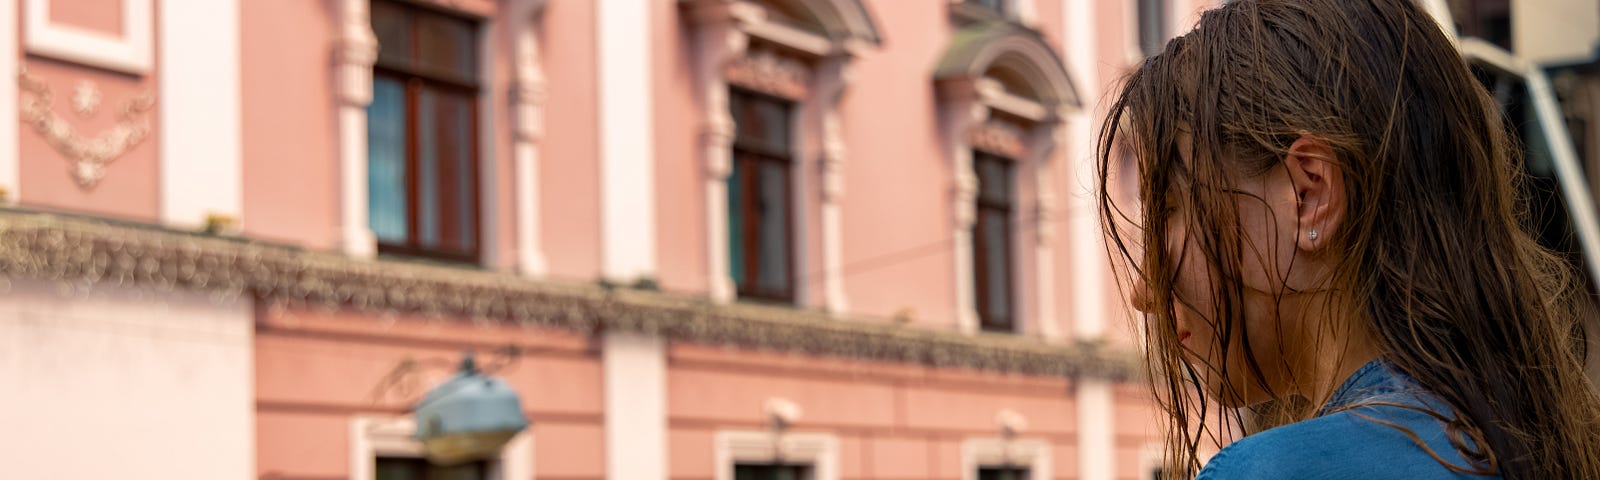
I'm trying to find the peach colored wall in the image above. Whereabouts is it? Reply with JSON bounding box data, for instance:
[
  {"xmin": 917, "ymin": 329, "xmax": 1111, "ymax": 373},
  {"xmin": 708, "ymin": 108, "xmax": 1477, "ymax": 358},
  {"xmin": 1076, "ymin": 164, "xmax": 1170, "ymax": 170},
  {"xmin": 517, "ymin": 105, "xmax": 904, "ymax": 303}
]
[
  {"xmin": 666, "ymin": 343, "xmax": 1100, "ymax": 480},
  {"xmin": 239, "ymin": 0, "xmax": 338, "ymax": 249},
  {"xmin": 541, "ymin": 0, "xmax": 603, "ymax": 282},
  {"xmin": 19, "ymin": 55, "xmax": 161, "ymax": 221},
  {"xmin": 255, "ymin": 307, "xmax": 605, "ymax": 480},
  {"xmin": 49, "ymin": 0, "xmax": 122, "ymax": 35},
  {"xmin": 838, "ymin": 1, "xmax": 958, "ymax": 328},
  {"xmin": 653, "ymin": 0, "xmax": 707, "ymax": 295}
]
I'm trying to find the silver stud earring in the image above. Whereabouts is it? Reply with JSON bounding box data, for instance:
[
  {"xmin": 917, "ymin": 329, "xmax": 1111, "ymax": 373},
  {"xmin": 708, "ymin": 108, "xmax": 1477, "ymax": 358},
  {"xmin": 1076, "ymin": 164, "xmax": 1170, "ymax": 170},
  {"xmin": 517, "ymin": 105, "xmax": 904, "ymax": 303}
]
[{"xmin": 1308, "ymin": 230, "xmax": 1320, "ymax": 240}]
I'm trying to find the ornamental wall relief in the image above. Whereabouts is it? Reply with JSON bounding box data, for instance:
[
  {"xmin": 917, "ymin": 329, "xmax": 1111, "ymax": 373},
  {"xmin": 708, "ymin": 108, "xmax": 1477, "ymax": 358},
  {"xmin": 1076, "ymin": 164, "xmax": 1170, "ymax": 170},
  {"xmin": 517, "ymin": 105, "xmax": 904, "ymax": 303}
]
[
  {"xmin": 17, "ymin": 69, "xmax": 155, "ymax": 189},
  {"xmin": 724, "ymin": 46, "xmax": 812, "ymax": 100}
]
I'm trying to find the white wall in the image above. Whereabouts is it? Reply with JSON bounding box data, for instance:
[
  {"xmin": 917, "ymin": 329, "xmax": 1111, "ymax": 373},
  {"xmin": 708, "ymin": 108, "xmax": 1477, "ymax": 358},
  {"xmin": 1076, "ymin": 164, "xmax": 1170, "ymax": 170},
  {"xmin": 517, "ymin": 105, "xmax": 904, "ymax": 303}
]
[
  {"xmin": 0, "ymin": 280, "xmax": 254, "ymax": 479},
  {"xmin": 159, "ymin": 0, "xmax": 243, "ymax": 228},
  {"xmin": 1515, "ymin": 0, "xmax": 1600, "ymax": 64},
  {"xmin": 603, "ymin": 332, "xmax": 665, "ymax": 480},
  {"xmin": 597, "ymin": 0, "xmax": 657, "ymax": 282}
]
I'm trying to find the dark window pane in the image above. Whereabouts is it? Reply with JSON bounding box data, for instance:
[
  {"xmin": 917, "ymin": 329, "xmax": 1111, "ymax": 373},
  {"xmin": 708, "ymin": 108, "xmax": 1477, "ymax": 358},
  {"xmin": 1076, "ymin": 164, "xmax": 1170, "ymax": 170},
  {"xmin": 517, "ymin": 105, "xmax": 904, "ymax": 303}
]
[
  {"xmin": 973, "ymin": 153, "xmax": 1015, "ymax": 332},
  {"xmin": 979, "ymin": 467, "xmax": 1031, "ymax": 480},
  {"xmin": 728, "ymin": 158, "xmax": 747, "ymax": 286},
  {"xmin": 979, "ymin": 209, "xmax": 1011, "ymax": 324},
  {"xmin": 368, "ymin": 0, "xmax": 481, "ymax": 262},
  {"xmin": 735, "ymin": 464, "xmax": 811, "ymax": 480},
  {"xmin": 425, "ymin": 461, "xmax": 487, "ymax": 480},
  {"xmin": 416, "ymin": 13, "xmax": 477, "ymax": 79},
  {"xmin": 756, "ymin": 160, "xmax": 790, "ymax": 293},
  {"xmin": 977, "ymin": 155, "xmax": 1012, "ymax": 204},
  {"xmin": 371, "ymin": 1, "xmax": 411, "ymax": 67},
  {"xmin": 756, "ymin": 99, "xmax": 789, "ymax": 151},
  {"xmin": 368, "ymin": 76, "xmax": 409, "ymax": 244},
  {"xmin": 375, "ymin": 457, "xmax": 487, "ymax": 480},
  {"xmin": 449, "ymin": 94, "xmax": 476, "ymax": 252},
  {"xmin": 416, "ymin": 88, "xmax": 477, "ymax": 255},
  {"xmin": 732, "ymin": 89, "xmax": 790, "ymax": 153},
  {"xmin": 727, "ymin": 89, "xmax": 795, "ymax": 302},
  {"xmin": 417, "ymin": 89, "xmax": 440, "ymax": 248}
]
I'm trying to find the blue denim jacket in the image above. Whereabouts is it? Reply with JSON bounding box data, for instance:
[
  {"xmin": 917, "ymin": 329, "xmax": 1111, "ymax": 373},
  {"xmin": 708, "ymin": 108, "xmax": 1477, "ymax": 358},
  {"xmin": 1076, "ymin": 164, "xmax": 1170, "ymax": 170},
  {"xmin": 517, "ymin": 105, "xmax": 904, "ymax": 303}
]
[{"xmin": 1196, "ymin": 360, "xmax": 1500, "ymax": 479}]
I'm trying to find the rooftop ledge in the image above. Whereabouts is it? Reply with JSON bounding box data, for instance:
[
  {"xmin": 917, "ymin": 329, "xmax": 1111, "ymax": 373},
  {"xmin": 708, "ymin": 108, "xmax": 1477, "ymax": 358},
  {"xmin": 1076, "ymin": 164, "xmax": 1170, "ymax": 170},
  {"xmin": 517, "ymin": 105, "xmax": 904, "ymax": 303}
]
[{"xmin": 0, "ymin": 208, "xmax": 1142, "ymax": 382}]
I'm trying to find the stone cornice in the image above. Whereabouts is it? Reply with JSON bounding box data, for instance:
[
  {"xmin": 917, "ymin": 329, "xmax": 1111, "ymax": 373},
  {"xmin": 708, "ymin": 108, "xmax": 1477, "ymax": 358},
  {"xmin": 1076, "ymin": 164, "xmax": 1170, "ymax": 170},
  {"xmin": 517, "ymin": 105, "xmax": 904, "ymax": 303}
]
[{"xmin": 0, "ymin": 209, "xmax": 1140, "ymax": 381}]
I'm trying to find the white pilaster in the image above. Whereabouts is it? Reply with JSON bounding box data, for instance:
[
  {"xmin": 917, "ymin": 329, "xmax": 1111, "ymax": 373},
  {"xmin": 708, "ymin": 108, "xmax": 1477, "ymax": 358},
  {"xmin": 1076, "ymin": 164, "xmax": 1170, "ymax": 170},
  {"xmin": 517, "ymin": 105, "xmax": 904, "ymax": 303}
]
[
  {"xmin": 815, "ymin": 54, "xmax": 851, "ymax": 314},
  {"xmin": 687, "ymin": 2, "xmax": 755, "ymax": 304},
  {"xmin": 1065, "ymin": 0, "xmax": 1106, "ymax": 342},
  {"xmin": 603, "ymin": 332, "xmax": 666, "ymax": 480},
  {"xmin": 1077, "ymin": 379, "xmax": 1114, "ymax": 480},
  {"xmin": 1031, "ymin": 122, "xmax": 1063, "ymax": 342},
  {"xmin": 335, "ymin": 0, "xmax": 378, "ymax": 258},
  {"xmin": 0, "ymin": 0, "xmax": 17, "ymax": 204},
  {"xmin": 598, "ymin": 0, "xmax": 656, "ymax": 281},
  {"xmin": 511, "ymin": 0, "xmax": 550, "ymax": 276},
  {"xmin": 942, "ymin": 92, "xmax": 985, "ymax": 334},
  {"xmin": 1065, "ymin": 2, "xmax": 1113, "ymax": 480},
  {"xmin": 159, "ymin": 0, "xmax": 242, "ymax": 228}
]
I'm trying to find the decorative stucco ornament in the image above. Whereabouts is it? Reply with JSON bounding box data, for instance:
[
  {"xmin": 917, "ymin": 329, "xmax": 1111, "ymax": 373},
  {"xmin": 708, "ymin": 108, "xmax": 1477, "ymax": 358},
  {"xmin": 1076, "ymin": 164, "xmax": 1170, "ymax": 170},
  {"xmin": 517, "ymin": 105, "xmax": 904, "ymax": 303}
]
[
  {"xmin": 17, "ymin": 69, "xmax": 155, "ymax": 189},
  {"xmin": 72, "ymin": 80, "xmax": 101, "ymax": 117}
]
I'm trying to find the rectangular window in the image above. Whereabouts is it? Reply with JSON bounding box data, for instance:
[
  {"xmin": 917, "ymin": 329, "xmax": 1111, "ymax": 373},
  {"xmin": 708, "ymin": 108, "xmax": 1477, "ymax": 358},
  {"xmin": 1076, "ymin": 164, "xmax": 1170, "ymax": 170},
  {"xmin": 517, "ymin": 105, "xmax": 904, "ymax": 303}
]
[
  {"xmin": 727, "ymin": 89, "xmax": 796, "ymax": 303},
  {"xmin": 1137, "ymin": 0, "xmax": 1167, "ymax": 57},
  {"xmin": 735, "ymin": 463, "xmax": 812, "ymax": 480},
  {"xmin": 375, "ymin": 457, "xmax": 488, "ymax": 480},
  {"xmin": 973, "ymin": 151, "xmax": 1016, "ymax": 333},
  {"xmin": 1452, "ymin": 0, "xmax": 1513, "ymax": 50},
  {"xmin": 368, "ymin": 0, "xmax": 481, "ymax": 262},
  {"xmin": 978, "ymin": 466, "xmax": 1031, "ymax": 480},
  {"xmin": 966, "ymin": 0, "xmax": 1008, "ymax": 15}
]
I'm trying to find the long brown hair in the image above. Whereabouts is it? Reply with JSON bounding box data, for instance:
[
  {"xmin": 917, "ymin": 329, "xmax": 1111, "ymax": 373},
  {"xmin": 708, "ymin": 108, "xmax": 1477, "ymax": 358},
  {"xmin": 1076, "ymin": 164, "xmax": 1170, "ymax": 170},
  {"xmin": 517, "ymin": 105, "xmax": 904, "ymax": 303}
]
[{"xmin": 1097, "ymin": 0, "xmax": 1600, "ymax": 478}]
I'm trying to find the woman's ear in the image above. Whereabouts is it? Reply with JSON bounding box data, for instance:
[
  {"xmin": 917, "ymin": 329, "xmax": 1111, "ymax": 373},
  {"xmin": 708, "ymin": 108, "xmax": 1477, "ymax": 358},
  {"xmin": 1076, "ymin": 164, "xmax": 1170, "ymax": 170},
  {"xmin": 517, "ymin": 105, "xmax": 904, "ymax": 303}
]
[{"xmin": 1282, "ymin": 136, "xmax": 1346, "ymax": 252}]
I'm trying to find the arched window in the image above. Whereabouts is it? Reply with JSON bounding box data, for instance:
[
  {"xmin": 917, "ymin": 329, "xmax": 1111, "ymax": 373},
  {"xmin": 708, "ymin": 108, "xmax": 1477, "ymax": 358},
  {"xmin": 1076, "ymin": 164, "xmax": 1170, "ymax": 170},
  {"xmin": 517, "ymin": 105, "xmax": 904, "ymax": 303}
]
[
  {"xmin": 683, "ymin": 0, "xmax": 880, "ymax": 310},
  {"xmin": 935, "ymin": 21, "xmax": 1078, "ymax": 336}
]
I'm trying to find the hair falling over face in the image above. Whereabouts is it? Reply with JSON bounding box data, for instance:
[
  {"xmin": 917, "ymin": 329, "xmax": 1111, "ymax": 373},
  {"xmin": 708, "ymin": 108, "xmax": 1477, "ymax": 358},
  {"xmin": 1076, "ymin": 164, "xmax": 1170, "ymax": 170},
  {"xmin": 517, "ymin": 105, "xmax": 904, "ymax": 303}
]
[{"xmin": 1097, "ymin": 0, "xmax": 1600, "ymax": 478}]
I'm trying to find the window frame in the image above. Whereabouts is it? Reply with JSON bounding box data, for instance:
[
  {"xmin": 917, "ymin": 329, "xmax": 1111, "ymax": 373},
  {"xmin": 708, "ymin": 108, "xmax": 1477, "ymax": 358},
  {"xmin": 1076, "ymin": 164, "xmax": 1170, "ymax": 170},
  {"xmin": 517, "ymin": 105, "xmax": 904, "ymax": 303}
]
[
  {"xmin": 369, "ymin": 0, "xmax": 484, "ymax": 263},
  {"xmin": 971, "ymin": 150, "xmax": 1018, "ymax": 333},
  {"xmin": 714, "ymin": 430, "xmax": 839, "ymax": 480},
  {"xmin": 349, "ymin": 416, "xmax": 532, "ymax": 480},
  {"xmin": 727, "ymin": 87, "xmax": 799, "ymax": 304},
  {"xmin": 960, "ymin": 437, "xmax": 1051, "ymax": 480}
]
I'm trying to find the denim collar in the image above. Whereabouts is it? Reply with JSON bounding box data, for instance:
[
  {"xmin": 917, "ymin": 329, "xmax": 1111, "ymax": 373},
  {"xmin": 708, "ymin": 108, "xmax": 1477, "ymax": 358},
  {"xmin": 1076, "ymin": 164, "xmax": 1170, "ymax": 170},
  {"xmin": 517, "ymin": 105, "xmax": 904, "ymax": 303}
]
[{"xmin": 1317, "ymin": 359, "xmax": 1401, "ymax": 416}]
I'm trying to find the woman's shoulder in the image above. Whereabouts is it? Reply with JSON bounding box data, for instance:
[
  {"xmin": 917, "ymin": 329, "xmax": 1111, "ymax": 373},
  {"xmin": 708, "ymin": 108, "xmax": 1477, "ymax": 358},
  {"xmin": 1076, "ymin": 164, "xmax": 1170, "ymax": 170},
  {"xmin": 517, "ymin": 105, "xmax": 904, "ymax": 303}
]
[{"xmin": 1195, "ymin": 404, "xmax": 1498, "ymax": 480}]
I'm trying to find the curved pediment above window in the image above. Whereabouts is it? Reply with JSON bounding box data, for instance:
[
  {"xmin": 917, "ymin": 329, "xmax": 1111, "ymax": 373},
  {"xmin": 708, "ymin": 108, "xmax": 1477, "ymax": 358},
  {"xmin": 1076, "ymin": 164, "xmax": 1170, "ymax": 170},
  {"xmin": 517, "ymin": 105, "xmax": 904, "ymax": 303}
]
[
  {"xmin": 935, "ymin": 22, "xmax": 1079, "ymax": 119},
  {"xmin": 682, "ymin": 0, "xmax": 881, "ymax": 57},
  {"xmin": 762, "ymin": 0, "xmax": 882, "ymax": 46}
]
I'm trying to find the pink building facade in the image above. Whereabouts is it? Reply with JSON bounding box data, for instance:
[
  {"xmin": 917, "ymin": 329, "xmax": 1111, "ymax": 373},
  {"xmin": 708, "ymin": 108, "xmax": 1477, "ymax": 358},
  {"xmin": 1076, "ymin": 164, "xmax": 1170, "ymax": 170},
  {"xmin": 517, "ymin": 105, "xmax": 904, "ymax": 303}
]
[{"xmin": 0, "ymin": 1, "xmax": 1220, "ymax": 479}]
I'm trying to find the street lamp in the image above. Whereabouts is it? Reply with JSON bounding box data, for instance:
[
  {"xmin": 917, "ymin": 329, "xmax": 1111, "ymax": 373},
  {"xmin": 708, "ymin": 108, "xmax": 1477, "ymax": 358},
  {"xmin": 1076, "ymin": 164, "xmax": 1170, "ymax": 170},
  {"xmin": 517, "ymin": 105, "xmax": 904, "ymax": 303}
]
[{"xmin": 413, "ymin": 353, "xmax": 529, "ymax": 465}]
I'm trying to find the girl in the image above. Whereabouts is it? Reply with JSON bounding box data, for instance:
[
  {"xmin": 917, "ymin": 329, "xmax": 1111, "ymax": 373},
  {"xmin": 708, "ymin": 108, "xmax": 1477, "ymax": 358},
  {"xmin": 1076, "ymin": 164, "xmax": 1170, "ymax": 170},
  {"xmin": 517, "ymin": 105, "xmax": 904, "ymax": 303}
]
[{"xmin": 1098, "ymin": 0, "xmax": 1600, "ymax": 478}]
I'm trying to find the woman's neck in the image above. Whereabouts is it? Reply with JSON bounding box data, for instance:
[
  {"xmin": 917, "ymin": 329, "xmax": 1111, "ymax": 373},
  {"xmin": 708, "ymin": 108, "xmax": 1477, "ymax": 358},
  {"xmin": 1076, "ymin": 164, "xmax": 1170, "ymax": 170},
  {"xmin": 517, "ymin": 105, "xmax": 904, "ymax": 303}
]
[{"xmin": 1292, "ymin": 297, "xmax": 1382, "ymax": 409}]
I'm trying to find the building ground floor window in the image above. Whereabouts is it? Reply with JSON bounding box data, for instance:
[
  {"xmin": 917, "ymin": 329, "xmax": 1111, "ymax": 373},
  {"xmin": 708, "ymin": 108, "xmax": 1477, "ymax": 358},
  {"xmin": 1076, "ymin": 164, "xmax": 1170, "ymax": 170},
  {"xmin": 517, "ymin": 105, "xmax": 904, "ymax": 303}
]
[
  {"xmin": 735, "ymin": 463, "xmax": 813, "ymax": 480},
  {"xmin": 977, "ymin": 466, "xmax": 1031, "ymax": 480},
  {"xmin": 375, "ymin": 457, "xmax": 489, "ymax": 480}
]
